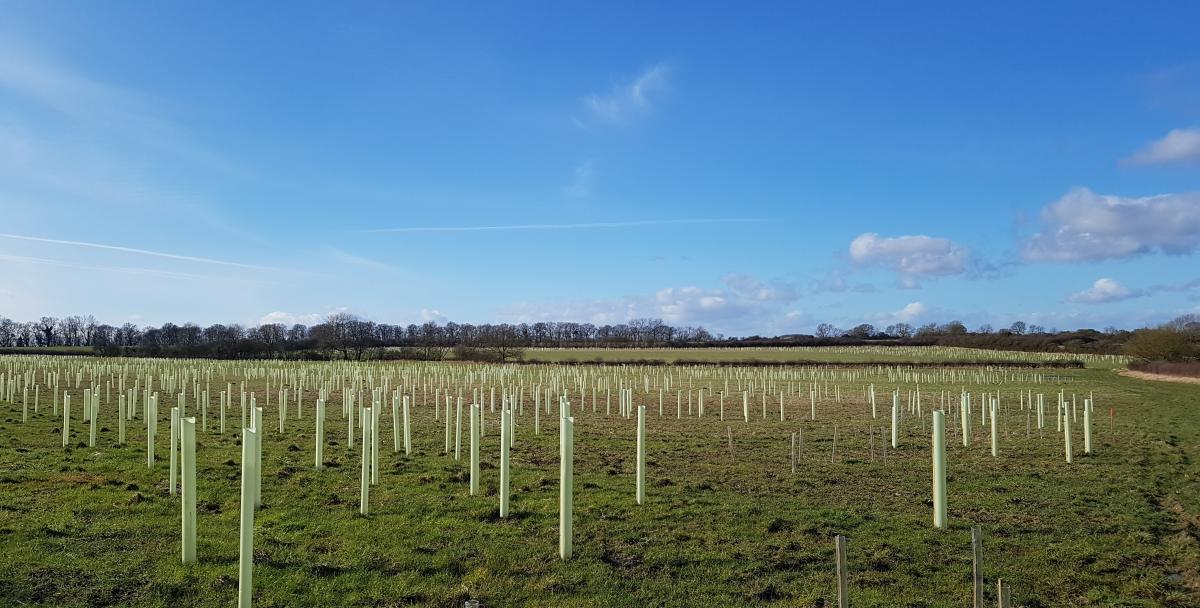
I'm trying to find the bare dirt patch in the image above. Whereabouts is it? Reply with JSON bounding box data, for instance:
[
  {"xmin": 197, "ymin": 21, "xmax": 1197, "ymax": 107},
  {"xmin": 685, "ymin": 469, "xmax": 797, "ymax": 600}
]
[{"xmin": 1118, "ymin": 369, "xmax": 1200, "ymax": 385}]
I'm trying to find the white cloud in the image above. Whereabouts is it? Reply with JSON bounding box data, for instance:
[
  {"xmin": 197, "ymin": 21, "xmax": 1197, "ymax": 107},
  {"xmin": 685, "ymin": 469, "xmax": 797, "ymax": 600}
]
[
  {"xmin": 870, "ymin": 301, "xmax": 928, "ymax": 326},
  {"xmin": 1124, "ymin": 128, "xmax": 1200, "ymax": 166},
  {"xmin": 1022, "ymin": 188, "xmax": 1200, "ymax": 262},
  {"xmin": 1067, "ymin": 278, "xmax": 1140, "ymax": 304},
  {"xmin": 499, "ymin": 273, "xmax": 805, "ymax": 335},
  {"xmin": 654, "ymin": 287, "xmax": 748, "ymax": 324},
  {"xmin": 849, "ymin": 233, "xmax": 969, "ymax": 288},
  {"xmin": 720, "ymin": 273, "xmax": 799, "ymax": 302},
  {"xmin": 894, "ymin": 302, "xmax": 927, "ymax": 322},
  {"xmin": 258, "ymin": 311, "xmax": 323, "ymax": 326},
  {"xmin": 419, "ymin": 308, "xmax": 447, "ymax": 323},
  {"xmin": 563, "ymin": 159, "xmax": 596, "ymax": 199},
  {"xmin": 579, "ymin": 64, "xmax": 669, "ymax": 126}
]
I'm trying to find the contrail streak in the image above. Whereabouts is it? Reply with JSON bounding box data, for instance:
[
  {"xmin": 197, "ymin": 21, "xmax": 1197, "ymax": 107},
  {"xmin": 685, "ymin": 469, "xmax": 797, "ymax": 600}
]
[
  {"xmin": 0, "ymin": 233, "xmax": 279, "ymax": 271},
  {"xmin": 0, "ymin": 253, "xmax": 276, "ymax": 284},
  {"xmin": 359, "ymin": 218, "xmax": 769, "ymax": 233}
]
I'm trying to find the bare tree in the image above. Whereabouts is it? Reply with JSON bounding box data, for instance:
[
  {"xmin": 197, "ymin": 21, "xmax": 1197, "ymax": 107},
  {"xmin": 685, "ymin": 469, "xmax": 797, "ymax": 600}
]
[
  {"xmin": 319, "ymin": 312, "xmax": 358, "ymax": 359},
  {"xmin": 37, "ymin": 317, "xmax": 58, "ymax": 346},
  {"xmin": 481, "ymin": 324, "xmax": 525, "ymax": 362}
]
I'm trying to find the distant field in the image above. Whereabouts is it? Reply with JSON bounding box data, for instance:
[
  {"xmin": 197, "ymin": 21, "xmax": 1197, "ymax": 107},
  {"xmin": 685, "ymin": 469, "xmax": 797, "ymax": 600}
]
[
  {"xmin": 0, "ymin": 345, "xmax": 1129, "ymax": 370},
  {"xmin": 0, "ymin": 346, "xmax": 95, "ymax": 355},
  {"xmin": 521, "ymin": 346, "xmax": 1127, "ymax": 368}
]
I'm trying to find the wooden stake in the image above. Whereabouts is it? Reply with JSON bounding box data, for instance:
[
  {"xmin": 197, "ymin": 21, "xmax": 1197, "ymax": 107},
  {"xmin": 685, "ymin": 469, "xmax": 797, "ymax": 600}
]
[
  {"xmin": 791, "ymin": 432, "xmax": 797, "ymax": 473},
  {"xmin": 835, "ymin": 534, "xmax": 849, "ymax": 608}
]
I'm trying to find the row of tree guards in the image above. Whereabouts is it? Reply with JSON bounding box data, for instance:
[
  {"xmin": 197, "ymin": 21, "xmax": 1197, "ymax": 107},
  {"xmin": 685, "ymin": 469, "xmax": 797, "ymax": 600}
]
[{"xmin": 0, "ymin": 356, "xmax": 1105, "ymax": 606}]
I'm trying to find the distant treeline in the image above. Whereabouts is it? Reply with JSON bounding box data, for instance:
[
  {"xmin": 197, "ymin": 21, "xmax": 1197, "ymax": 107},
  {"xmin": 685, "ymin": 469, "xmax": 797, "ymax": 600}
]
[{"xmin": 0, "ymin": 313, "xmax": 1196, "ymax": 362}]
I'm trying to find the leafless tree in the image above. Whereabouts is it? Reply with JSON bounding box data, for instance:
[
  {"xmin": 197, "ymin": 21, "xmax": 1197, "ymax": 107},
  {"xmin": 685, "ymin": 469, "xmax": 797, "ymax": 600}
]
[
  {"xmin": 37, "ymin": 317, "xmax": 58, "ymax": 346},
  {"xmin": 815, "ymin": 323, "xmax": 837, "ymax": 338}
]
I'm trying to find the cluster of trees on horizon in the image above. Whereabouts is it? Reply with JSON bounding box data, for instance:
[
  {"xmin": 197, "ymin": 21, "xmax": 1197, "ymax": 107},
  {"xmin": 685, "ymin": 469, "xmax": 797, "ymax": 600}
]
[{"xmin": 0, "ymin": 312, "xmax": 1196, "ymax": 362}]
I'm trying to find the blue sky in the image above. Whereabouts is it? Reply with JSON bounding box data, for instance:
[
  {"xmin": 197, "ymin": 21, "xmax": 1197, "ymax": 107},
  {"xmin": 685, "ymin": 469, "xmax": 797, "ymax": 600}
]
[{"xmin": 1, "ymin": 2, "xmax": 1198, "ymax": 336}]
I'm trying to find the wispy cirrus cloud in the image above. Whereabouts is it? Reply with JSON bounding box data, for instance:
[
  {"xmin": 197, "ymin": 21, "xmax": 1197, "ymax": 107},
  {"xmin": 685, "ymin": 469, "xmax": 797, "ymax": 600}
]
[
  {"xmin": 1146, "ymin": 62, "xmax": 1200, "ymax": 116},
  {"xmin": 359, "ymin": 218, "xmax": 767, "ymax": 234},
  {"xmin": 0, "ymin": 41, "xmax": 238, "ymax": 174},
  {"xmin": 576, "ymin": 64, "xmax": 669, "ymax": 127},
  {"xmin": 322, "ymin": 247, "xmax": 396, "ymax": 272},
  {"xmin": 0, "ymin": 42, "xmax": 157, "ymax": 128},
  {"xmin": 563, "ymin": 159, "xmax": 596, "ymax": 199},
  {"xmin": 0, "ymin": 40, "xmax": 262, "ymax": 248}
]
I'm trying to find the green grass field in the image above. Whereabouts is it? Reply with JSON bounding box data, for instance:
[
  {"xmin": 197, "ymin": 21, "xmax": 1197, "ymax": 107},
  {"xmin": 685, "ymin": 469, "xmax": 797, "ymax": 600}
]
[{"xmin": 0, "ymin": 352, "xmax": 1196, "ymax": 607}]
